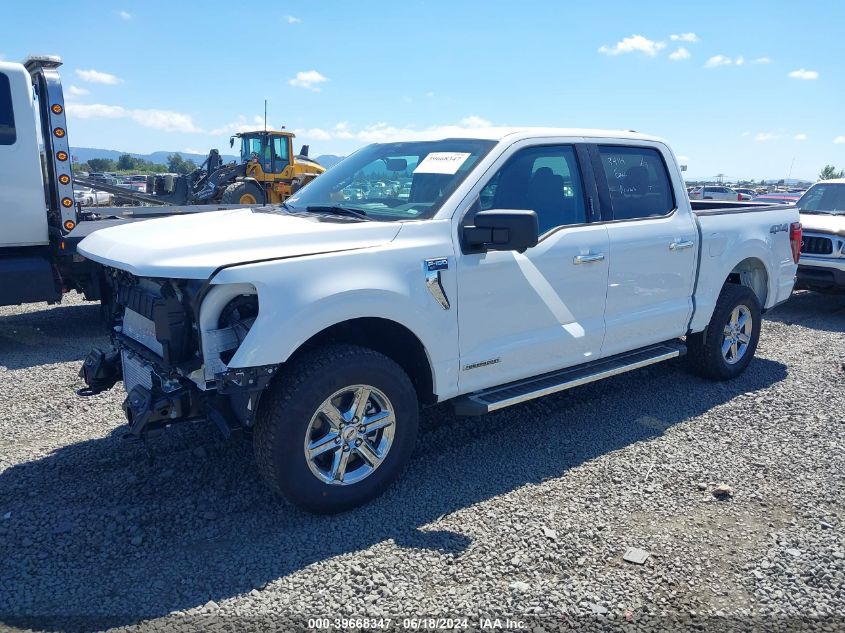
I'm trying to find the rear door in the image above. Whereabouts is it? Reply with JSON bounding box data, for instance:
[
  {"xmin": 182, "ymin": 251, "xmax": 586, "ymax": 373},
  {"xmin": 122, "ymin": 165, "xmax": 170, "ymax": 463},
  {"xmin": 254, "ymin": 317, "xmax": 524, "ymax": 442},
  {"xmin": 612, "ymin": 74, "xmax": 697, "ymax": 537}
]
[
  {"xmin": 455, "ymin": 141, "xmax": 610, "ymax": 392},
  {"xmin": 591, "ymin": 143, "xmax": 698, "ymax": 357}
]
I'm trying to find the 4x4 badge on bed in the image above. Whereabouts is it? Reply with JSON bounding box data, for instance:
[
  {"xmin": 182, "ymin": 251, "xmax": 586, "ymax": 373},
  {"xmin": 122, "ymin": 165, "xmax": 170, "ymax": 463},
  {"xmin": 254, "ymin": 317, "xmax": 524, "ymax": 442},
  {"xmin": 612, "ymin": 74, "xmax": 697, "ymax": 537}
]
[{"xmin": 423, "ymin": 258, "xmax": 450, "ymax": 310}]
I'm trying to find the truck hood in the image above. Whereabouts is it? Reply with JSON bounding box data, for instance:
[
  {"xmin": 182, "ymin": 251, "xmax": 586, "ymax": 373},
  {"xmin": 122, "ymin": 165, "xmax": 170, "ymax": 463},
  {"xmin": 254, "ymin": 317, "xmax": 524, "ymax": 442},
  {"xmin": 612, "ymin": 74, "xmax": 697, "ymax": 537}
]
[
  {"xmin": 799, "ymin": 212, "xmax": 845, "ymax": 237},
  {"xmin": 78, "ymin": 208, "xmax": 403, "ymax": 279}
]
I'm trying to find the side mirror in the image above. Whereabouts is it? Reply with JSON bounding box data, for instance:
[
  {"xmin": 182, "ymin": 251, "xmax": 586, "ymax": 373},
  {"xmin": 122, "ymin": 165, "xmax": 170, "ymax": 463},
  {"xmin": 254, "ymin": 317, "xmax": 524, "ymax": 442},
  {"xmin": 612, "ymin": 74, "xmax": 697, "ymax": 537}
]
[
  {"xmin": 463, "ymin": 209, "xmax": 539, "ymax": 253},
  {"xmin": 384, "ymin": 158, "xmax": 408, "ymax": 172}
]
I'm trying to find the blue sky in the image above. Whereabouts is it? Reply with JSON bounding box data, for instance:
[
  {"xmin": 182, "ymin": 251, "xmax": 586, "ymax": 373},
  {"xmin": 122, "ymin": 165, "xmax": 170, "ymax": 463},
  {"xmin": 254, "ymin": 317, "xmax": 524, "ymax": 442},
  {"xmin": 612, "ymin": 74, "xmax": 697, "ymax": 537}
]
[{"xmin": 3, "ymin": 0, "xmax": 843, "ymax": 180}]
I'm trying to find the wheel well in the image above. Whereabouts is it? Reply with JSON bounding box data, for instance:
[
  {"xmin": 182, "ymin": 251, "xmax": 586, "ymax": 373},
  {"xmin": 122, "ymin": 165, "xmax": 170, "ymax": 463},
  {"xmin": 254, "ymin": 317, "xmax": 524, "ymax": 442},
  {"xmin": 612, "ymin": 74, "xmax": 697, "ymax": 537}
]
[
  {"xmin": 292, "ymin": 318, "xmax": 436, "ymax": 404},
  {"xmin": 726, "ymin": 257, "xmax": 768, "ymax": 306}
]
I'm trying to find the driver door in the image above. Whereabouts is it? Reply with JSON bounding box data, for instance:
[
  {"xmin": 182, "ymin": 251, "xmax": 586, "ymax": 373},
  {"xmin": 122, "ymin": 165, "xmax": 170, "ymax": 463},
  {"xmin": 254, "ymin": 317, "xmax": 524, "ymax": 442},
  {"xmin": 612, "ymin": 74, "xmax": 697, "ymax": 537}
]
[{"xmin": 455, "ymin": 143, "xmax": 609, "ymax": 393}]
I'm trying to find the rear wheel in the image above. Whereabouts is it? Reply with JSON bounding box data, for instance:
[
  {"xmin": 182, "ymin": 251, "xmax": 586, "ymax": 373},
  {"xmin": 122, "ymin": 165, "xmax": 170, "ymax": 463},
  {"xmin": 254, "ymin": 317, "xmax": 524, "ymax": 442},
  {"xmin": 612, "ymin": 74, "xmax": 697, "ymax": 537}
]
[
  {"xmin": 221, "ymin": 180, "xmax": 265, "ymax": 205},
  {"xmin": 253, "ymin": 344, "xmax": 419, "ymax": 514},
  {"xmin": 687, "ymin": 284, "xmax": 761, "ymax": 380}
]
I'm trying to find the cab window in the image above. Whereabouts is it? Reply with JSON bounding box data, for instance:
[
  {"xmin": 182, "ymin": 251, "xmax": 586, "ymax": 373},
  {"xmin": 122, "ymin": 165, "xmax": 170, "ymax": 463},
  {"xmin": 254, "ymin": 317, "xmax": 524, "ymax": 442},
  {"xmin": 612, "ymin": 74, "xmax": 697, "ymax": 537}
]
[
  {"xmin": 272, "ymin": 137, "xmax": 290, "ymax": 173},
  {"xmin": 0, "ymin": 73, "xmax": 15, "ymax": 145},
  {"xmin": 479, "ymin": 145, "xmax": 587, "ymax": 235},
  {"xmin": 598, "ymin": 146, "xmax": 674, "ymax": 220}
]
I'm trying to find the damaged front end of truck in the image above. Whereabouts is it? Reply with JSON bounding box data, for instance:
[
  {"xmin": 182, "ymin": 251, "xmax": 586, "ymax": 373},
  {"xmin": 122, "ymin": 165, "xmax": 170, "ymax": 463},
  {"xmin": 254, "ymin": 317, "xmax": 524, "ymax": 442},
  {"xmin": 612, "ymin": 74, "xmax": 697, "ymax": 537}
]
[{"xmin": 79, "ymin": 267, "xmax": 277, "ymax": 438}]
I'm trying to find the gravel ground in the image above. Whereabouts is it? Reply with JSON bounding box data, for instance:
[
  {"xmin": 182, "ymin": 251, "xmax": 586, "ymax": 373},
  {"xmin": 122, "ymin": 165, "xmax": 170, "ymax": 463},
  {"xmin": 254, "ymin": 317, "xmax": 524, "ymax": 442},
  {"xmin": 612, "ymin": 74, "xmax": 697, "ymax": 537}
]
[{"xmin": 0, "ymin": 291, "xmax": 843, "ymax": 633}]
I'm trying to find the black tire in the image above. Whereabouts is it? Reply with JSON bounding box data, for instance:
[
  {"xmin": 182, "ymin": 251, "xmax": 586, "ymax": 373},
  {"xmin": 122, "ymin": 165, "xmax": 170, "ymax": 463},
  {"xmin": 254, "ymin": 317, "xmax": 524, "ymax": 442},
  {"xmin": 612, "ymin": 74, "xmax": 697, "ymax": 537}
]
[
  {"xmin": 221, "ymin": 180, "xmax": 265, "ymax": 205},
  {"xmin": 687, "ymin": 284, "xmax": 761, "ymax": 380},
  {"xmin": 253, "ymin": 344, "xmax": 419, "ymax": 514}
]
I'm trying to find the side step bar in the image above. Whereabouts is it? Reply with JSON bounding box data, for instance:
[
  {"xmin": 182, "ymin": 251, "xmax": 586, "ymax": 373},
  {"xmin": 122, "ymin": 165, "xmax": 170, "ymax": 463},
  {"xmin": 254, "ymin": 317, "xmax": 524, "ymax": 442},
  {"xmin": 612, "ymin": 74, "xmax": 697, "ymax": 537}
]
[{"xmin": 453, "ymin": 340, "xmax": 686, "ymax": 416}]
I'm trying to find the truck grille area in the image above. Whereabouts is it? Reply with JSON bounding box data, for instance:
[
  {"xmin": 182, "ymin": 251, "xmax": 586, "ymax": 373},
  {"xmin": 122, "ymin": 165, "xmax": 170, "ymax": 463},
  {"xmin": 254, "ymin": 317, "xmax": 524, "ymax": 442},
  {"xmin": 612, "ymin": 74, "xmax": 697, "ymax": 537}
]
[
  {"xmin": 106, "ymin": 269, "xmax": 197, "ymax": 367},
  {"xmin": 801, "ymin": 235, "xmax": 833, "ymax": 255},
  {"xmin": 122, "ymin": 351, "xmax": 154, "ymax": 394},
  {"xmin": 122, "ymin": 309, "xmax": 164, "ymax": 356}
]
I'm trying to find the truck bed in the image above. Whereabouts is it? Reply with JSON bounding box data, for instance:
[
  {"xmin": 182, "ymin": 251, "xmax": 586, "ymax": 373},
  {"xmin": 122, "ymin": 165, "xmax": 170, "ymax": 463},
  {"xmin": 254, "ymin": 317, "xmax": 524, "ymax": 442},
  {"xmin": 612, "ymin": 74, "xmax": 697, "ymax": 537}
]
[{"xmin": 690, "ymin": 200, "xmax": 789, "ymax": 214}]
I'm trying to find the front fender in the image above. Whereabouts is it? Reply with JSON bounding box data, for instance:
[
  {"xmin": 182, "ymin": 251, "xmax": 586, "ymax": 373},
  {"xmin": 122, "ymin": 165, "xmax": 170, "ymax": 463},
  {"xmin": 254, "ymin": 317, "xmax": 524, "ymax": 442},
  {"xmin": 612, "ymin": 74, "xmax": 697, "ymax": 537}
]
[{"xmin": 213, "ymin": 234, "xmax": 460, "ymax": 399}]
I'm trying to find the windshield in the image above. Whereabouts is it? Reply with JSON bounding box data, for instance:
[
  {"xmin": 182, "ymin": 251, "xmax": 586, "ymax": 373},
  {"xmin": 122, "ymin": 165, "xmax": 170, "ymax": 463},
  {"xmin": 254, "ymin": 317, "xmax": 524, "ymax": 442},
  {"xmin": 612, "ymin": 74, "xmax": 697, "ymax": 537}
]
[
  {"xmin": 797, "ymin": 183, "xmax": 845, "ymax": 214},
  {"xmin": 240, "ymin": 136, "xmax": 263, "ymax": 163},
  {"xmin": 286, "ymin": 139, "xmax": 496, "ymax": 221}
]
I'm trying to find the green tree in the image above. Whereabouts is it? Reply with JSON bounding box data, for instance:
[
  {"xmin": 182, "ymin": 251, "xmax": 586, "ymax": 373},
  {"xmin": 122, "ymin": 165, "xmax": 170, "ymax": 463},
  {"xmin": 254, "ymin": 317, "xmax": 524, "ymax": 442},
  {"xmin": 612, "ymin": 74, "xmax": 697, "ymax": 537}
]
[
  {"xmin": 87, "ymin": 158, "xmax": 116, "ymax": 172},
  {"xmin": 819, "ymin": 165, "xmax": 845, "ymax": 180},
  {"xmin": 166, "ymin": 153, "xmax": 197, "ymax": 174},
  {"xmin": 116, "ymin": 153, "xmax": 138, "ymax": 171}
]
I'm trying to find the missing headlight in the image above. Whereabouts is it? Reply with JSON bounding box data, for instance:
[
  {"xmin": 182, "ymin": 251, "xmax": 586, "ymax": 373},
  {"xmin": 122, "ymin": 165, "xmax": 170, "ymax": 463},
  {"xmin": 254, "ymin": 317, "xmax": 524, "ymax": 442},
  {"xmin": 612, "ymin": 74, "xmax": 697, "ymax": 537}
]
[{"xmin": 217, "ymin": 294, "xmax": 259, "ymax": 364}]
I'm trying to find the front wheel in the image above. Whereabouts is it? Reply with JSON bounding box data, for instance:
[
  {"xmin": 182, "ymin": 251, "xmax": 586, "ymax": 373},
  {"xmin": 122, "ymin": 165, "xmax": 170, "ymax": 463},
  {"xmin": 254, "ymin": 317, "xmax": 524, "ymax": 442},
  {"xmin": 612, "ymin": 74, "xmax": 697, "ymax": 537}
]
[
  {"xmin": 221, "ymin": 180, "xmax": 265, "ymax": 205},
  {"xmin": 253, "ymin": 345, "xmax": 419, "ymax": 514},
  {"xmin": 687, "ymin": 284, "xmax": 761, "ymax": 380}
]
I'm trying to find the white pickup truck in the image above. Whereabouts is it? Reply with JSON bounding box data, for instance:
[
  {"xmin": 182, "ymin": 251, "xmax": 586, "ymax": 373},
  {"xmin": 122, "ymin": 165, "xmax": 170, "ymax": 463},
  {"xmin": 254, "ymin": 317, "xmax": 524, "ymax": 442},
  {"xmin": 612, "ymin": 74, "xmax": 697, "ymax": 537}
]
[
  {"xmin": 77, "ymin": 129, "xmax": 801, "ymax": 513},
  {"xmin": 793, "ymin": 179, "xmax": 845, "ymax": 292}
]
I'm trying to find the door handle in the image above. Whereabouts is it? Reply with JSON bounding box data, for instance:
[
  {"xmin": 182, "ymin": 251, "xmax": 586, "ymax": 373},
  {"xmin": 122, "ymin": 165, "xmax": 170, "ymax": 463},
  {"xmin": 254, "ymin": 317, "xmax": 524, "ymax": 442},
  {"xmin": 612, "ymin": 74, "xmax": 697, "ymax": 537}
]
[
  {"xmin": 573, "ymin": 253, "xmax": 605, "ymax": 264},
  {"xmin": 669, "ymin": 240, "xmax": 695, "ymax": 251}
]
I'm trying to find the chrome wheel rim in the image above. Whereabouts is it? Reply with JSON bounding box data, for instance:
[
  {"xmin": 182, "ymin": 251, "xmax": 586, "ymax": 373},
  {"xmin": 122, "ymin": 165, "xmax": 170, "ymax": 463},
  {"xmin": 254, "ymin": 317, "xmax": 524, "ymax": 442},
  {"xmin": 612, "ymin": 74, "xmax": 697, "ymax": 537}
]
[
  {"xmin": 303, "ymin": 385, "xmax": 396, "ymax": 486},
  {"xmin": 721, "ymin": 304, "xmax": 753, "ymax": 365}
]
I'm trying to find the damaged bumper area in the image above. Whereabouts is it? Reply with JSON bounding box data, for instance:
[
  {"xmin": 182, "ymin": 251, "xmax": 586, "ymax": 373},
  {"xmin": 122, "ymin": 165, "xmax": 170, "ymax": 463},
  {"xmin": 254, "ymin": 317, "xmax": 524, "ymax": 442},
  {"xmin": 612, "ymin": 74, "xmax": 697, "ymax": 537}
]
[{"xmin": 78, "ymin": 270, "xmax": 277, "ymax": 438}]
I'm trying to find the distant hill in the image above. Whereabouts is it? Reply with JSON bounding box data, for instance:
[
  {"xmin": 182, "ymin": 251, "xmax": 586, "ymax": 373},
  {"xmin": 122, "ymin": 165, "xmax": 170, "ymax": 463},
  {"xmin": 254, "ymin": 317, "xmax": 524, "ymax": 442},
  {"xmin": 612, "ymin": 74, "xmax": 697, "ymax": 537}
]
[
  {"xmin": 313, "ymin": 154, "xmax": 344, "ymax": 169},
  {"xmin": 70, "ymin": 147, "xmax": 237, "ymax": 165},
  {"xmin": 71, "ymin": 146, "xmax": 344, "ymax": 169}
]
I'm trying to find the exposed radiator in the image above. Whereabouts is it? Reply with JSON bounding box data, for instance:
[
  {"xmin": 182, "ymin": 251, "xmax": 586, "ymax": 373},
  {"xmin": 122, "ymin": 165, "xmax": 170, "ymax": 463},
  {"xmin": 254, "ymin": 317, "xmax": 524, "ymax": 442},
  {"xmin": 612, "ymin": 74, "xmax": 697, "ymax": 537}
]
[{"xmin": 122, "ymin": 351, "xmax": 153, "ymax": 394}]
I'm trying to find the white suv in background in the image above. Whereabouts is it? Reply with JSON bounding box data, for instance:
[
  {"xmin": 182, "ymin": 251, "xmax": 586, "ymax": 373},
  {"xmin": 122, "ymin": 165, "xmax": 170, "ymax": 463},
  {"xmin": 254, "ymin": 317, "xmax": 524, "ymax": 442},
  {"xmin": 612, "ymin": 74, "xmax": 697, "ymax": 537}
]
[
  {"xmin": 689, "ymin": 186, "xmax": 752, "ymax": 201},
  {"xmin": 794, "ymin": 179, "xmax": 845, "ymax": 292}
]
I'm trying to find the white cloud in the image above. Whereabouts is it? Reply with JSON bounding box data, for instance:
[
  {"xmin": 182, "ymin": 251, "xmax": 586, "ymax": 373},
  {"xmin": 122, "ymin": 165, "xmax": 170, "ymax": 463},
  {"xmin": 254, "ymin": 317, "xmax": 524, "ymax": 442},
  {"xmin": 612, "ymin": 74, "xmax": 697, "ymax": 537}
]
[
  {"xmin": 182, "ymin": 148, "xmax": 202, "ymax": 154},
  {"xmin": 704, "ymin": 55, "xmax": 733, "ymax": 68},
  {"xmin": 677, "ymin": 155, "xmax": 690, "ymax": 162},
  {"xmin": 669, "ymin": 47, "xmax": 690, "ymax": 61},
  {"xmin": 736, "ymin": 56, "xmax": 745, "ymax": 66},
  {"xmin": 297, "ymin": 127, "xmax": 332, "ymax": 141},
  {"xmin": 788, "ymin": 68, "xmax": 819, "ymax": 80},
  {"xmin": 794, "ymin": 133, "xmax": 807, "ymax": 141},
  {"xmin": 66, "ymin": 85, "xmax": 90, "ymax": 97},
  {"xmin": 754, "ymin": 132, "xmax": 778, "ymax": 141},
  {"xmin": 752, "ymin": 57, "xmax": 772, "ymax": 64},
  {"xmin": 834, "ymin": 136, "xmax": 845, "ymax": 144},
  {"xmin": 209, "ymin": 115, "xmax": 265, "ymax": 136},
  {"xmin": 402, "ymin": 96, "xmax": 413, "ymax": 103},
  {"xmin": 425, "ymin": 91, "xmax": 435, "ymax": 98},
  {"xmin": 741, "ymin": 132, "xmax": 750, "ymax": 137},
  {"xmin": 75, "ymin": 69, "xmax": 122, "ymax": 85},
  {"xmin": 66, "ymin": 102, "xmax": 203, "ymax": 133},
  {"xmin": 296, "ymin": 118, "xmax": 519, "ymax": 147},
  {"xmin": 598, "ymin": 34, "xmax": 665, "ymax": 57},
  {"xmin": 289, "ymin": 70, "xmax": 328, "ymax": 91},
  {"xmin": 285, "ymin": 15, "xmax": 301, "ymax": 24},
  {"xmin": 67, "ymin": 103, "xmax": 125, "ymax": 119},
  {"xmin": 459, "ymin": 115, "xmax": 492, "ymax": 128},
  {"xmin": 132, "ymin": 109, "xmax": 202, "ymax": 133},
  {"xmin": 118, "ymin": 10, "xmax": 132, "ymax": 20},
  {"xmin": 670, "ymin": 32, "xmax": 699, "ymax": 43}
]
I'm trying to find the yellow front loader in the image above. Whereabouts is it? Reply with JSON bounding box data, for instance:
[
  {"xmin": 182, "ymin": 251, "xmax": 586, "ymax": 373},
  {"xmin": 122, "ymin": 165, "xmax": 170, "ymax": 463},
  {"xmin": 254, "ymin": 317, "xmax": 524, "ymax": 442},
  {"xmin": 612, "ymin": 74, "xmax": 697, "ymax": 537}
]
[{"xmin": 221, "ymin": 130, "xmax": 326, "ymax": 205}]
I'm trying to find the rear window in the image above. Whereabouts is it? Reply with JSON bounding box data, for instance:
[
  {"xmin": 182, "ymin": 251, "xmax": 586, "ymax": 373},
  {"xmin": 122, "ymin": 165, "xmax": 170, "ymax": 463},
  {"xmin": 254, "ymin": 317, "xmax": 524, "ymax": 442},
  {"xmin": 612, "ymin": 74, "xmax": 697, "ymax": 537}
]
[
  {"xmin": 598, "ymin": 146, "xmax": 675, "ymax": 220},
  {"xmin": 0, "ymin": 73, "xmax": 16, "ymax": 145}
]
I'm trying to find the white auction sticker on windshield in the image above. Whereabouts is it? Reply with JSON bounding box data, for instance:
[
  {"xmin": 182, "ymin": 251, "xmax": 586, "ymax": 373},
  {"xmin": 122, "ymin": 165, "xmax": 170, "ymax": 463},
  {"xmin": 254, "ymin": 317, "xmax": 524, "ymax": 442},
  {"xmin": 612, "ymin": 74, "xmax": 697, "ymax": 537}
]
[{"xmin": 413, "ymin": 152, "xmax": 471, "ymax": 175}]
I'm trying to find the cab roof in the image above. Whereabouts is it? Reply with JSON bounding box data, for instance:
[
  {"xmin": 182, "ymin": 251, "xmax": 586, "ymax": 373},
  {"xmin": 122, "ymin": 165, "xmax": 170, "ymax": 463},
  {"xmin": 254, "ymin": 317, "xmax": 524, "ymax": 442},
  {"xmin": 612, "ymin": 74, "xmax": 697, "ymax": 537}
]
[
  {"xmin": 234, "ymin": 130, "xmax": 295, "ymax": 138},
  {"xmin": 370, "ymin": 127, "xmax": 667, "ymax": 146}
]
